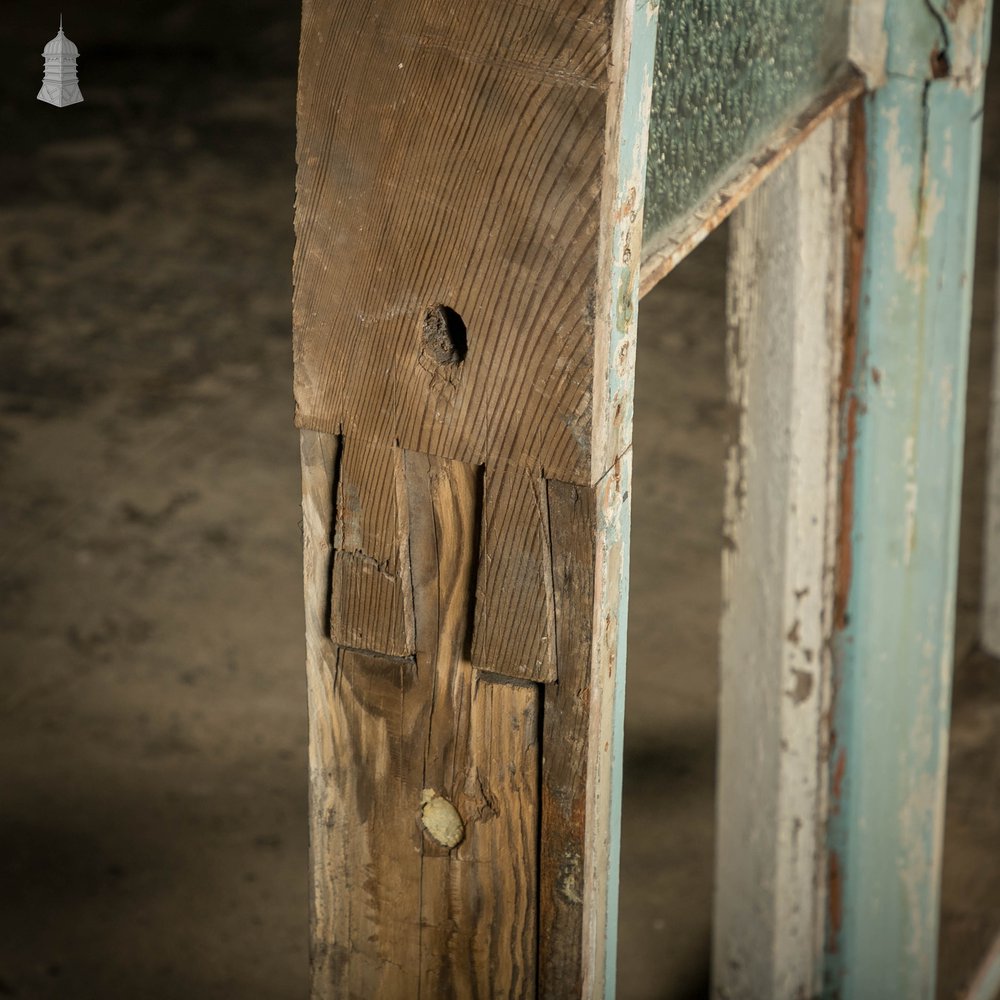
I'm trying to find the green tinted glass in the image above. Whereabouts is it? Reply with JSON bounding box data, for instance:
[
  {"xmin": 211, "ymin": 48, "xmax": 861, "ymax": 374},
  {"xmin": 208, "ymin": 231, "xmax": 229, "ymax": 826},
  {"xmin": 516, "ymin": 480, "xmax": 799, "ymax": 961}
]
[{"xmin": 644, "ymin": 0, "xmax": 849, "ymax": 241}]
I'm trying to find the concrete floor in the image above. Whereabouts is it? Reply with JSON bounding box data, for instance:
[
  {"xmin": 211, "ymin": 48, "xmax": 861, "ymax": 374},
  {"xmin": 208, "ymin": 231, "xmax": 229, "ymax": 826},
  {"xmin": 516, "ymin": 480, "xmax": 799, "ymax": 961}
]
[{"xmin": 0, "ymin": 4, "xmax": 997, "ymax": 998}]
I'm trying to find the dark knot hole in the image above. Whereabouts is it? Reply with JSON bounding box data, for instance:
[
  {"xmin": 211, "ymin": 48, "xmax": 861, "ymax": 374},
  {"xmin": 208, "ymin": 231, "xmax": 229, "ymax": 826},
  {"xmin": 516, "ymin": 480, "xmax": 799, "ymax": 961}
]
[{"xmin": 422, "ymin": 305, "xmax": 468, "ymax": 366}]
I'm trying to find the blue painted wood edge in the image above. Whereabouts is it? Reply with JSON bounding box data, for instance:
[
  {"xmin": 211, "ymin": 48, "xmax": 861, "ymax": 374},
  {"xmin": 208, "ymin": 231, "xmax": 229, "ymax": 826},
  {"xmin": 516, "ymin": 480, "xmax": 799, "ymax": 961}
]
[
  {"xmin": 601, "ymin": 1, "xmax": 658, "ymax": 996},
  {"xmin": 825, "ymin": 72, "xmax": 987, "ymax": 999},
  {"xmin": 594, "ymin": 0, "xmax": 660, "ymax": 483}
]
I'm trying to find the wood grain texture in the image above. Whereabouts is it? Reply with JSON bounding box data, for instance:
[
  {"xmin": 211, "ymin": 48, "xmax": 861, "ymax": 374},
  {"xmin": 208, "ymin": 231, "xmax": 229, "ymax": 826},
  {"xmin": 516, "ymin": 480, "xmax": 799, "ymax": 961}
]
[
  {"xmin": 304, "ymin": 430, "xmax": 424, "ymax": 999},
  {"xmin": 330, "ymin": 436, "xmax": 412, "ymax": 656},
  {"xmin": 301, "ymin": 428, "xmax": 338, "ymax": 679},
  {"xmin": 419, "ymin": 671, "xmax": 541, "ymax": 1000},
  {"xmin": 293, "ymin": 0, "xmax": 614, "ymax": 484},
  {"xmin": 472, "ymin": 463, "xmax": 556, "ymax": 683},
  {"xmin": 538, "ymin": 478, "xmax": 596, "ymax": 999},
  {"xmin": 401, "ymin": 451, "xmax": 539, "ymax": 996},
  {"xmin": 461, "ymin": 675, "xmax": 541, "ymax": 998},
  {"xmin": 308, "ymin": 442, "xmax": 543, "ymax": 997},
  {"xmin": 713, "ymin": 111, "xmax": 847, "ymax": 1000},
  {"xmin": 295, "ymin": 0, "xmax": 659, "ymax": 991},
  {"xmin": 300, "ymin": 429, "xmax": 342, "ymax": 996},
  {"xmin": 320, "ymin": 646, "xmax": 424, "ymax": 999},
  {"xmin": 582, "ymin": 453, "xmax": 632, "ymax": 998}
]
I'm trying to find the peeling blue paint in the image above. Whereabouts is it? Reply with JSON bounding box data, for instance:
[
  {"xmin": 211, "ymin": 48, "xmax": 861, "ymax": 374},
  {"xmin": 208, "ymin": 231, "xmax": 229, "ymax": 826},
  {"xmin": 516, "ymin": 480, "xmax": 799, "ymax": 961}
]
[
  {"xmin": 883, "ymin": 0, "xmax": 991, "ymax": 84},
  {"xmin": 600, "ymin": 2, "xmax": 658, "ymax": 997},
  {"xmin": 825, "ymin": 65, "xmax": 988, "ymax": 1000},
  {"xmin": 594, "ymin": 0, "xmax": 658, "ymax": 486}
]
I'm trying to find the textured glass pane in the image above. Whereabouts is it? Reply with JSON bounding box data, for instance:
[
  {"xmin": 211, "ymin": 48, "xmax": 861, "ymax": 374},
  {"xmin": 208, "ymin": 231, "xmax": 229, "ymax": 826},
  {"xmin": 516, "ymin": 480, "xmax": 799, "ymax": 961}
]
[{"xmin": 644, "ymin": 0, "xmax": 848, "ymax": 240}]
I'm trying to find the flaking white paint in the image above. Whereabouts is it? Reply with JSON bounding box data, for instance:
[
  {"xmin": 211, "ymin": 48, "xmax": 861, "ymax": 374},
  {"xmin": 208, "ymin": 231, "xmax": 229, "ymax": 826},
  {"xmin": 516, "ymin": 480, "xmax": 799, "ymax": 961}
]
[
  {"xmin": 848, "ymin": 0, "xmax": 889, "ymax": 85},
  {"xmin": 713, "ymin": 111, "xmax": 848, "ymax": 1000}
]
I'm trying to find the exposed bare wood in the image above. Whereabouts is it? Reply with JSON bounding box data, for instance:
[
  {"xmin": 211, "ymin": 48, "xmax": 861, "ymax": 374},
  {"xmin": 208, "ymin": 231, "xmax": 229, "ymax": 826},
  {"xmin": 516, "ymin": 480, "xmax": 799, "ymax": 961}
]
[
  {"xmin": 538, "ymin": 478, "xmax": 597, "ymax": 998},
  {"xmin": 462, "ymin": 673, "xmax": 541, "ymax": 997},
  {"xmin": 295, "ymin": 0, "xmax": 658, "ymax": 992},
  {"xmin": 582, "ymin": 453, "xmax": 632, "ymax": 997},
  {"xmin": 419, "ymin": 670, "xmax": 541, "ymax": 999},
  {"xmin": 472, "ymin": 463, "xmax": 556, "ymax": 683},
  {"xmin": 402, "ymin": 452, "xmax": 480, "ymax": 833},
  {"xmin": 300, "ymin": 429, "xmax": 341, "ymax": 997},
  {"xmin": 638, "ymin": 66, "xmax": 864, "ymax": 299},
  {"xmin": 406, "ymin": 450, "xmax": 541, "ymax": 996},
  {"xmin": 294, "ymin": 0, "xmax": 616, "ymax": 484},
  {"xmin": 303, "ymin": 430, "xmax": 422, "ymax": 998},
  {"xmin": 308, "ymin": 446, "xmax": 543, "ymax": 996},
  {"xmin": 300, "ymin": 428, "xmax": 338, "ymax": 677},
  {"xmin": 404, "ymin": 452, "xmax": 540, "ymax": 997},
  {"xmin": 330, "ymin": 436, "xmax": 412, "ymax": 656},
  {"xmin": 322, "ymin": 646, "xmax": 424, "ymax": 998}
]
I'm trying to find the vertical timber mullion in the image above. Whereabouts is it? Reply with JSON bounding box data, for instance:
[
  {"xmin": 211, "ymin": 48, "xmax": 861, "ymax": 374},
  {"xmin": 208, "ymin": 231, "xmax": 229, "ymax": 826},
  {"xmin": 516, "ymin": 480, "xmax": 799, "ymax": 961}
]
[
  {"xmin": 713, "ymin": 110, "xmax": 849, "ymax": 1000},
  {"xmin": 827, "ymin": 0, "xmax": 991, "ymax": 993},
  {"xmin": 294, "ymin": 1, "xmax": 659, "ymax": 995}
]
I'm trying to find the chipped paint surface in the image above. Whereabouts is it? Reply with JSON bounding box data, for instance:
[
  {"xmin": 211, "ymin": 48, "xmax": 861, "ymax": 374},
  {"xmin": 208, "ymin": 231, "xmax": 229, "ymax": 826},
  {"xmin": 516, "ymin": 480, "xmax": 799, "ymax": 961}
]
[
  {"xmin": 584, "ymin": 2, "xmax": 658, "ymax": 997},
  {"xmin": 714, "ymin": 112, "xmax": 847, "ymax": 1000},
  {"xmin": 849, "ymin": 0, "xmax": 889, "ymax": 84},
  {"xmin": 585, "ymin": 450, "xmax": 633, "ymax": 1000},
  {"xmin": 881, "ymin": 104, "xmax": 920, "ymax": 274},
  {"xmin": 826, "ymin": 64, "xmax": 987, "ymax": 998},
  {"xmin": 882, "ymin": 0, "xmax": 989, "ymax": 84},
  {"xmin": 591, "ymin": 0, "xmax": 658, "ymax": 487}
]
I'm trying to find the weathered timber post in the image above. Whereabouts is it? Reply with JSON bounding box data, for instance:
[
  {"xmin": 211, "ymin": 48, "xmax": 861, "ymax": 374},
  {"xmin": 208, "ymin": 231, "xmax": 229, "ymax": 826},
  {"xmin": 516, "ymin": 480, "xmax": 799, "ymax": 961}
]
[
  {"xmin": 709, "ymin": 0, "xmax": 992, "ymax": 996},
  {"xmin": 714, "ymin": 110, "xmax": 850, "ymax": 999},
  {"xmin": 293, "ymin": 0, "xmax": 994, "ymax": 994},
  {"xmin": 826, "ymin": 0, "xmax": 992, "ymax": 996},
  {"xmin": 293, "ymin": 1, "xmax": 658, "ymax": 995}
]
